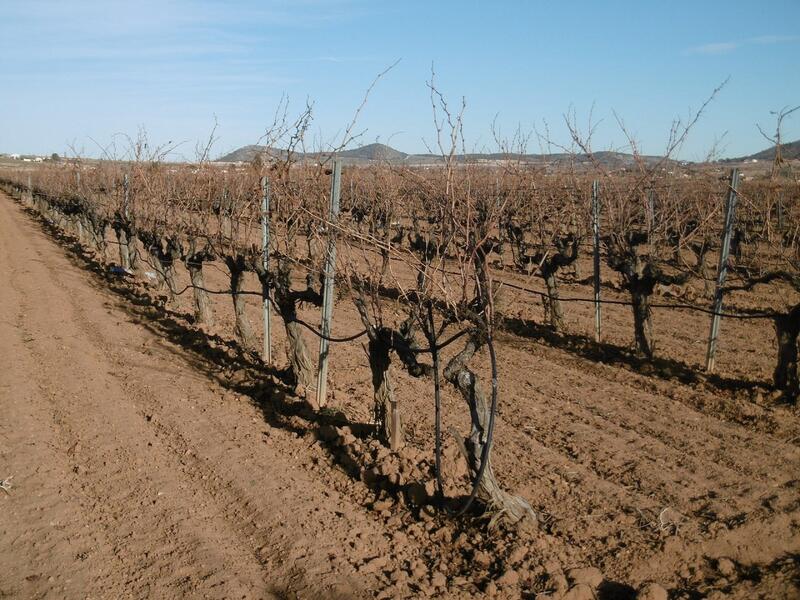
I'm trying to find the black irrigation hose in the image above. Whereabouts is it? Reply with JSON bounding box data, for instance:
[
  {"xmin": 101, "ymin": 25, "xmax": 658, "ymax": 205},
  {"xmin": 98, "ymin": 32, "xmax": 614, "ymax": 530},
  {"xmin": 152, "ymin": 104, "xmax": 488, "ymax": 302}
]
[
  {"xmin": 495, "ymin": 278, "xmax": 777, "ymax": 320},
  {"xmin": 285, "ymin": 306, "xmax": 470, "ymax": 350},
  {"xmin": 23, "ymin": 188, "xmax": 778, "ymax": 324},
  {"xmin": 41, "ymin": 180, "xmax": 776, "ymax": 324},
  {"xmin": 49, "ymin": 211, "xmax": 781, "ymax": 325},
  {"xmin": 428, "ymin": 304, "xmax": 446, "ymax": 506},
  {"xmin": 288, "ymin": 314, "xmax": 368, "ymax": 343},
  {"xmin": 147, "ymin": 276, "xmax": 467, "ymax": 348},
  {"xmin": 350, "ymin": 238, "xmax": 777, "ymax": 320},
  {"xmin": 409, "ymin": 327, "xmax": 470, "ymax": 354},
  {"xmin": 168, "ymin": 282, "xmax": 263, "ymax": 297}
]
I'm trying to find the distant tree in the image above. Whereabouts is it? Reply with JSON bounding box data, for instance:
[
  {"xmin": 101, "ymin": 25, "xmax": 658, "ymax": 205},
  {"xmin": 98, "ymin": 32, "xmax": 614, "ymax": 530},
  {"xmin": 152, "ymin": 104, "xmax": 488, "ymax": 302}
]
[
  {"xmin": 757, "ymin": 104, "xmax": 800, "ymax": 178},
  {"xmin": 50, "ymin": 153, "xmax": 61, "ymax": 162}
]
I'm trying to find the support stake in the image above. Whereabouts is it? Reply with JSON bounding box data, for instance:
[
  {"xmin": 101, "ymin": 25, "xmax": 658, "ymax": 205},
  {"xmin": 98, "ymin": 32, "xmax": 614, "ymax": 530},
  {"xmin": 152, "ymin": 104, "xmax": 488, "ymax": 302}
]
[
  {"xmin": 705, "ymin": 168, "xmax": 740, "ymax": 372},
  {"xmin": 123, "ymin": 173, "xmax": 130, "ymax": 218},
  {"xmin": 592, "ymin": 179, "xmax": 601, "ymax": 343},
  {"xmin": 316, "ymin": 160, "xmax": 341, "ymax": 408},
  {"xmin": 260, "ymin": 176, "xmax": 272, "ymax": 365}
]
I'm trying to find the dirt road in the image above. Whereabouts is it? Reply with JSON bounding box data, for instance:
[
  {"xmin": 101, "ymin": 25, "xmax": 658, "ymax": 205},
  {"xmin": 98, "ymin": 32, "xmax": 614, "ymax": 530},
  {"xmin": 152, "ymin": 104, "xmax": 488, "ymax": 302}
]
[{"xmin": 0, "ymin": 193, "xmax": 401, "ymax": 598}]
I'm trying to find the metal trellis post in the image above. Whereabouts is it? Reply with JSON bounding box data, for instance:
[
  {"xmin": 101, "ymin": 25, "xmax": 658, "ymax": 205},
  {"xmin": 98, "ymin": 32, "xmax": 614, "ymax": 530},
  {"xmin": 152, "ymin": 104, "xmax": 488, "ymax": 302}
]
[
  {"xmin": 261, "ymin": 176, "xmax": 272, "ymax": 365},
  {"xmin": 76, "ymin": 171, "xmax": 83, "ymax": 242},
  {"xmin": 705, "ymin": 168, "xmax": 740, "ymax": 373},
  {"xmin": 592, "ymin": 180, "xmax": 601, "ymax": 343},
  {"xmin": 316, "ymin": 160, "xmax": 341, "ymax": 408},
  {"xmin": 646, "ymin": 188, "xmax": 655, "ymax": 234},
  {"xmin": 123, "ymin": 173, "xmax": 129, "ymax": 218}
]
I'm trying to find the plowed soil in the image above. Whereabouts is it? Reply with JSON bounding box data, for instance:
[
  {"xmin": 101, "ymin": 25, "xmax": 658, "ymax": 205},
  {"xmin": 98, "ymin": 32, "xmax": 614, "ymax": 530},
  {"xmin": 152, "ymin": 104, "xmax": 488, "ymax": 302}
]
[{"xmin": 1, "ymin": 190, "xmax": 799, "ymax": 599}]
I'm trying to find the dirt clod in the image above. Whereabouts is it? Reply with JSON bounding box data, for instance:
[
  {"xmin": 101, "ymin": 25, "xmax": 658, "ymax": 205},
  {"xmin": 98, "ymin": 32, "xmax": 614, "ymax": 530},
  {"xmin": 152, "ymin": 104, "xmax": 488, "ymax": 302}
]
[
  {"xmin": 561, "ymin": 583, "xmax": 596, "ymax": 600},
  {"xmin": 716, "ymin": 557, "xmax": 737, "ymax": 578},
  {"xmin": 498, "ymin": 568, "xmax": 520, "ymax": 586},
  {"xmin": 637, "ymin": 582, "xmax": 668, "ymax": 600},
  {"xmin": 566, "ymin": 566, "xmax": 603, "ymax": 589}
]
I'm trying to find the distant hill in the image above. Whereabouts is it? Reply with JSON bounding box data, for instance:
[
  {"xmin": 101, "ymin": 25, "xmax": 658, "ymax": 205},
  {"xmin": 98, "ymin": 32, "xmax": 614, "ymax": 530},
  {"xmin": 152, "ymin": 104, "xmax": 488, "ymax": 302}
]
[
  {"xmin": 217, "ymin": 145, "xmax": 263, "ymax": 163},
  {"xmin": 337, "ymin": 143, "xmax": 407, "ymax": 161},
  {"xmin": 746, "ymin": 139, "xmax": 800, "ymax": 161},
  {"xmin": 216, "ymin": 145, "xmax": 289, "ymax": 163},
  {"xmin": 217, "ymin": 142, "xmax": 408, "ymax": 164},
  {"xmin": 216, "ymin": 142, "xmax": 673, "ymax": 168},
  {"xmin": 728, "ymin": 139, "xmax": 800, "ymax": 162}
]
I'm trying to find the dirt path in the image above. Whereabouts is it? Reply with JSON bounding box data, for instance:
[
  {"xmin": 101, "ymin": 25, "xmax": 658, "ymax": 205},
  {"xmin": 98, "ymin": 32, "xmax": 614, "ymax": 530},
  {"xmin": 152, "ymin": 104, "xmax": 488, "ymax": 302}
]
[{"xmin": 0, "ymin": 194, "xmax": 398, "ymax": 599}]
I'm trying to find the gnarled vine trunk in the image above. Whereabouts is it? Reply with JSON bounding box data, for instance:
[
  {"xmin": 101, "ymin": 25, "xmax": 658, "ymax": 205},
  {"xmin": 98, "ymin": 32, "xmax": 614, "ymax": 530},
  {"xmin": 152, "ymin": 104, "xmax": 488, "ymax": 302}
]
[
  {"xmin": 161, "ymin": 238, "xmax": 181, "ymax": 304},
  {"xmin": 84, "ymin": 215, "xmax": 107, "ymax": 260},
  {"xmin": 542, "ymin": 268, "xmax": 565, "ymax": 331},
  {"xmin": 630, "ymin": 281, "xmax": 655, "ymax": 358},
  {"xmin": 354, "ymin": 295, "xmax": 403, "ymax": 449},
  {"xmin": 272, "ymin": 259, "xmax": 315, "ymax": 400},
  {"xmin": 145, "ymin": 236, "xmax": 178, "ymax": 301},
  {"xmin": 774, "ymin": 304, "xmax": 800, "ymax": 401},
  {"xmin": 225, "ymin": 256, "xmax": 257, "ymax": 352},
  {"xmin": 185, "ymin": 242, "xmax": 214, "ymax": 326},
  {"xmin": 368, "ymin": 336, "xmax": 401, "ymax": 450},
  {"xmin": 115, "ymin": 226, "xmax": 132, "ymax": 271},
  {"xmin": 444, "ymin": 333, "xmax": 535, "ymax": 525},
  {"xmin": 286, "ymin": 319, "xmax": 314, "ymax": 397},
  {"xmin": 607, "ymin": 235, "xmax": 684, "ymax": 359}
]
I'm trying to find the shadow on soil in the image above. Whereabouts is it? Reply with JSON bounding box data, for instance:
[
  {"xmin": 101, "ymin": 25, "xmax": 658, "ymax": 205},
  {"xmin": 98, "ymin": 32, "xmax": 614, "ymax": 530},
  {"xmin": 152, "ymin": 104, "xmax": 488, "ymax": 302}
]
[
  {"xmin": 671, "ymin": 552, "xmax": 800, "ymax": 600},
  {"xmin": 371, "ymin": 277, "xmax": 771, "ymax": 397},
  {"xmin": 27, "ymin": 209, "xmax": 375, "ymax": 445},
  {"xmin": 500, "ymin": 314, "xmax": 770, "ymax": 394}
]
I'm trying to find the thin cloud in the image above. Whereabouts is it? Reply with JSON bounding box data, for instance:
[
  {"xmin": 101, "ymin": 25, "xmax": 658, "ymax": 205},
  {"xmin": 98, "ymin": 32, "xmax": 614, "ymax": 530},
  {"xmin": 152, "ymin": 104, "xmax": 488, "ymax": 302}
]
[
  {"xmin": 685, "ymin": 34, "xmax": 798, "ymax": 56},
  {"xmin": 749, "ymin": 34, "xmax": 799, "ymax": 44},
  {"xmin": 686, "ymin": 42, "xmax": 739, "ymax": 55}
]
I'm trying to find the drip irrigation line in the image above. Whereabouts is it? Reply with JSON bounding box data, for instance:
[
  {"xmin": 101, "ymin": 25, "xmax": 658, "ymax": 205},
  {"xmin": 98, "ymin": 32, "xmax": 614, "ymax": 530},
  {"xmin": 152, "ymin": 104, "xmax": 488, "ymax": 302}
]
[
  {"xmin": 168, "ymin": 282, "xmax": 263, "ymax": 297},
  {"xmin": 493, "ymin": 278, "xmax": 777, "ymax": 320},
  {"xmin": 408, "ymin": 328, "xmax": 470, "ymax": 354},
  {"xmin": 346, "ymin": 230, "xmax": 778, "ymax": 320},
  {"xmin": 153, "ymin": 279, "xmax": 371, "ymax": 343},
  {"xmin": 427, "ymin": 305, "xmax": 448, "ymax": 510},
  {"xmin": 288, "ymin": 314, "xmax": 368, "ymax": 343},
  {"xmin": 279, "ymin": 301, "xmax": 469, "ymax": 351},
  {"xmin": 106, "ymin": 242, "xmax": 785, "ymax": 324},
  {"xmin": 14, "ymin": 183, "xmax": 782, "ymax": 323}
]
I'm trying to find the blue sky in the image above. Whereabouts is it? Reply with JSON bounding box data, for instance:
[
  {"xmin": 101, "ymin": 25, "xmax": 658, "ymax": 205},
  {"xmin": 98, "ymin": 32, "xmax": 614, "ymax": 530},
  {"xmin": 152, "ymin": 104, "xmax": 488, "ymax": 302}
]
[{"xmin": 0, "ymin": 0, "xmax": 798, "ymax": 160}]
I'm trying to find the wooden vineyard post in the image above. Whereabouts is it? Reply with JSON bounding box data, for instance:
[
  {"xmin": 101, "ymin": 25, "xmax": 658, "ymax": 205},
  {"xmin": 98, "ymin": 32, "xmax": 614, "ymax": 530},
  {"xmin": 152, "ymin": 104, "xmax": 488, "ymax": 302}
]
[
  {"xmin": 123, "ymin": 173, "xmax": 129, "ymax": 216},
  {"xmin": 75, "ymin": 171, "xmax": 83, "ymax": 243},
  {"xmin": 592, "ymin": 179, "xmax": 601, "ymax": 343},
  {"xmin": 705, "ymin": 168, "xmax": 740, "ymax": 373},
  {"xmin": 120, "ymin": 173, "xmax": 132, "ymax": 271},
  {"xmin": 27, "ymin": 174, "xmax": 32, "ymax": 205},
  {"xmin": 316, "ymin": 160, "xmax": 341, "ymax": 408},
  {"xmin": 260, "ymin": 176, "xmax": 272, "ymax": 365}
]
